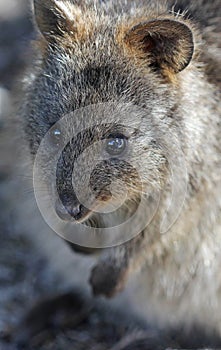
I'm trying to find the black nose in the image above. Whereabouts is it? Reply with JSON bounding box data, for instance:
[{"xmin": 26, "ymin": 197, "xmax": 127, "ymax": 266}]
[
  {"xmin": 66, "ymin": 203, "xmax": 82, "ymax": 218},
  {"xmin": 55, "ymin": 200, "xmax": 83, "ymax": 221}
]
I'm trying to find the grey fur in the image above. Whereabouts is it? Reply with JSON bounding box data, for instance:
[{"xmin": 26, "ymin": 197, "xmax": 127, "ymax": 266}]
[{"xmin": 21, "ymin": 0, "xmax": 221, "ymax": 338}]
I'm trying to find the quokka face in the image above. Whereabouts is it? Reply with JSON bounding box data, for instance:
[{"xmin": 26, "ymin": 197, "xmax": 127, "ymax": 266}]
[{"xmin": 24, "ymin": 0, "xmax": 194, "ymax": 226}]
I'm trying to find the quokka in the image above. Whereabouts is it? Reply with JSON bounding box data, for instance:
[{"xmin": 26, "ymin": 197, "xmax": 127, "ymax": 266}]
[{"xmin": 18, "ymin": 0, "xmax": 221, "ymax": 343}]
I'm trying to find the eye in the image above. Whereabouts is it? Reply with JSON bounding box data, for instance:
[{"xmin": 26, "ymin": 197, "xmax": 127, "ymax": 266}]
[
  {"xmin": 105, "ymin": 134, "xmax": 127, "ymax": 156},
  {"xmin": 49, "ymin": 126, "xmax": 63, "ymax": 147}
]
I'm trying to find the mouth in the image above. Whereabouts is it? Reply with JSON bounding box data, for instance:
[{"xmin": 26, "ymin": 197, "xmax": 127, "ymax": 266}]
[{"xmin": 72, "ymin": 205, "xmax": 93, "ymax": 223}]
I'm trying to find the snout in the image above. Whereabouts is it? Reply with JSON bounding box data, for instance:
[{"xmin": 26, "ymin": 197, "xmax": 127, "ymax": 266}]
[
  {"xmin": 55, "ymin": 176, "xmax": 113, "ymax": 222},
  {"xmin": 55, "ymin": 198, "xmax": 91, "ymax": 222}
]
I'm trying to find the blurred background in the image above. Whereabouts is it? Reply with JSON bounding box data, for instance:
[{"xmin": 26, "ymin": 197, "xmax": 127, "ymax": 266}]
[{"xmin": 0, "ymin": 0, "xmax": 32, "ymax": 177}]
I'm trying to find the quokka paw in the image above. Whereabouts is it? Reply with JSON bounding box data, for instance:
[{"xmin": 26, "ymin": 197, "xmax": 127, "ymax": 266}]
[{"xmin": 89, "ymin": 261, "xmax": 129, "ymax": 298}]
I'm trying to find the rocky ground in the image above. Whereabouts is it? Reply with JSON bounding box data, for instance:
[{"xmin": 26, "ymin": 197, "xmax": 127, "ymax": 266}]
[{"xmin": 0, "ymin": 1, "xmax": 219, "ymax": 349}]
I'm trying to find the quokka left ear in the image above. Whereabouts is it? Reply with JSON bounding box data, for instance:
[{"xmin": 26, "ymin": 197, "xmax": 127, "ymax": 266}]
[
  {"xmin": 33, "ymin": 0, "xmax": 75, "ymax": 41},
  {"xmin": 124, "ymin": 19, "xmax": 194, "ymax": 73}
]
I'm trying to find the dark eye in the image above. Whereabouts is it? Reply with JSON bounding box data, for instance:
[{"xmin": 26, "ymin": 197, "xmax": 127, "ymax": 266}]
[
  {"xmin": 49, "ymin": 126, "xmax": 63, "ymax": 147},
  {"xmin": 105, "ymin": 134, "xmax": 127, "ymax": 156}
]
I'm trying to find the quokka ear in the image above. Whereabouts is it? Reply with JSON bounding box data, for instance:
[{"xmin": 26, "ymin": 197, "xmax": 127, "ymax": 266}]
[
  {"xmin": 124, "ymin": 19, "xmax": 194, "ymax": 73},
  {"xmin": 33, "ymin": 0, "xmax": 75, "ymax": 40}
]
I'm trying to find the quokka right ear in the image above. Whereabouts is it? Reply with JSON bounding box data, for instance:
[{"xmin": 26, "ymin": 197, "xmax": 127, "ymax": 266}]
[
  {"xmin": 33, "ymin": 0, "xmax": 75, "ymax": 40},
  {"xmin": 124, "ymin": 19, "xmax": 194, "ymax": 74}
]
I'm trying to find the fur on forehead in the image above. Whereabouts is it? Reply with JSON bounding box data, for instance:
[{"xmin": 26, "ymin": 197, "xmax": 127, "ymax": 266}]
[{"xmin": 33, "ymin": 0, "xmax": 195, "ymax": 80}]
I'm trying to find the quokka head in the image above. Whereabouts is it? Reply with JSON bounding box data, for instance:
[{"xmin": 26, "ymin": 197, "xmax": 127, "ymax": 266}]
[{"xmin": 25, "ymin": 0, "xmax": 194, "ymax": 231}]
